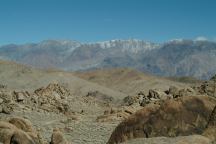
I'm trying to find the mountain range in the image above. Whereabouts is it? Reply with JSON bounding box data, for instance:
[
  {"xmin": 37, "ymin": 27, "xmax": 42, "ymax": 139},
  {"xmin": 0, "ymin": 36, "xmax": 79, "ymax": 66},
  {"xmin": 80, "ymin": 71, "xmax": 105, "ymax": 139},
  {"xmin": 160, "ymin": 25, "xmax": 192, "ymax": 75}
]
[{"xmin": 0, "ymin": 39, "xmax": 216, "ymax": 79}]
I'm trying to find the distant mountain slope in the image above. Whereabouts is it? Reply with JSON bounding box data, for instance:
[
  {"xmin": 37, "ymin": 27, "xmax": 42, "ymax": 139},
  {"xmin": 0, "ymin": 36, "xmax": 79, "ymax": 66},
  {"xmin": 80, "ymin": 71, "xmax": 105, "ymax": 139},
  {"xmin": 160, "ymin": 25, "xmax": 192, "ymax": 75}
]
[
  {"xmin": 0, "ymin": 39, "xmax": 216, "ymax": 79},
  {"xmin": 138, "ymin": 40, "xmax": 216, "ymax": 79}
]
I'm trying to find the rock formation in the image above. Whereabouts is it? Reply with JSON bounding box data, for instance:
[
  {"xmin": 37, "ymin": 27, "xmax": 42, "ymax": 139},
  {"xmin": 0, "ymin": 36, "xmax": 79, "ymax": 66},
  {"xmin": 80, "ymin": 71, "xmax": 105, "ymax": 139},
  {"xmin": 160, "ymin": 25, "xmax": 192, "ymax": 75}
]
[
  {"xmin": 195, "ymin": 79, "xmax": 216, "ymax": 98},
  {"xmin": 107, "ymin": 96, "xmax": 216, "ymax": 144},
  {"xmin": 33, "ymin": 83, "xmax": 70, "ymax": 114},
  {"xmin": 203, "ymin": 105, "xmax": 216, "ymax": 141},
  {"xmin": 0, "ymin": 117, "xmax": 72, "ymax": 144},
  {"xmin": 0, "ymin": 118, "xmax": 39, "ymax": 144},
  {"xmin": 97, "ymin": 107, "xmax": 139, "ymax": 122}
]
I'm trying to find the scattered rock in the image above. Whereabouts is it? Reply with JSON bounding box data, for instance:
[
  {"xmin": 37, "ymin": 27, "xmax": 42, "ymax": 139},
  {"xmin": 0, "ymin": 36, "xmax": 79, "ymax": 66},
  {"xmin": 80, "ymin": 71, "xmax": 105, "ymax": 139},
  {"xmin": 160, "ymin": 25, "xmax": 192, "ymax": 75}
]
[
  {"xmin": 139, "ymin": 86, "xmax": 196, "ymax": 107},
  {"xmin": 50, "ymin": 128, "xmax": 69, "ymax": 144},
  {"xmin": 195, "ymin": 80, "xmax": 216, "ymax": 97},
  {"xmin": 140, "ymin": 89, "xmax": 170, "ymax": 107},
  {"xmin": 148, "ymin": 89, "xmax": 168, "ymax": 100},
  {"xmin": 15, "ymin": 92, "xmax": 25, "ymax": 102},
  {"xmin": 0, "ymin": 90, "xmax": 13, "ymax": 103},
  {"xmin": 123, "ymin": 95, "xmax": 142, "ymax": 106}
]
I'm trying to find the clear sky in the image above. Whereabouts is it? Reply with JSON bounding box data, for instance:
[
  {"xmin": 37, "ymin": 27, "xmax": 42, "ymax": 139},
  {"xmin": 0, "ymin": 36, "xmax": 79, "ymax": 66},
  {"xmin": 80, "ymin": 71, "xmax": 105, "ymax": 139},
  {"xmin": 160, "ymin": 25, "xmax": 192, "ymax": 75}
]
[{"xmin": 0, "ymin": 0, "xmax": 216, "ymax": 45}]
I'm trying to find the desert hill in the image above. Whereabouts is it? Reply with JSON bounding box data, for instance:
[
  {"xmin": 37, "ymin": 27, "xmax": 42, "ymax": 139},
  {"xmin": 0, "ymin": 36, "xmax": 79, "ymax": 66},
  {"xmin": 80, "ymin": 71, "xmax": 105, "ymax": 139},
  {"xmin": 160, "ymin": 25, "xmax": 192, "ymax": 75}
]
[
  {"xmin": 74, "ymin": 68, "xmax": 195, "ymax": 95},
  {"xmin": 0, "ymin": 60, "xmax": 127, "ymax": 101}
]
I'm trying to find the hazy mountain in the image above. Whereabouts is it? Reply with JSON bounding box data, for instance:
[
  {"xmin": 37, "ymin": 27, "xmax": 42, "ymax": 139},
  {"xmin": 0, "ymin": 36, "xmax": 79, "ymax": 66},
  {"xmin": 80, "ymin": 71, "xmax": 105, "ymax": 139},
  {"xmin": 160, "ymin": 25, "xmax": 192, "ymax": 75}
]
[
  {"xmin": 138, "ymin": 40, "xmax": 216, "ymax": 79},
  {"xmin": 0, "ymin": 39, "xmax": 216, "ymax": 79},
  {"xmin": 0, "ymin": 40, "xmax": 81, "ymax": 69}
]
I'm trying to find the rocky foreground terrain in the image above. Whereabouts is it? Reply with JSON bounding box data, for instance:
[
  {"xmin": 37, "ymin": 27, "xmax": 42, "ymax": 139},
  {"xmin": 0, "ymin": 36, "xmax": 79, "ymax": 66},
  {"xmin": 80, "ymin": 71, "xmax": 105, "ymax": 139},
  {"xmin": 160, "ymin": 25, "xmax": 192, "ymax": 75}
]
[{"xmin": 0, "ymin": 60, "xmax": 216, "ymax": 144}]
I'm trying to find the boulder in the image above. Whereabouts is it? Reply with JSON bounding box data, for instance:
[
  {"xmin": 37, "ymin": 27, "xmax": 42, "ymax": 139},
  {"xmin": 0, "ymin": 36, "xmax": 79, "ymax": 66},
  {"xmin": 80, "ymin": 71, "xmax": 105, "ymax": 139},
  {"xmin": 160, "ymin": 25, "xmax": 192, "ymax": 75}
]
[
  {"xmin": 107, "ymin": 96, "xmax": 216, "ymax": 144},
  {"xmin": 148, "ymin": 89, "xmax": 168, "ymax": 100},
  {"xmin": 0, "ymin": 98, "xmax": 3, "ymax": 104},
  {"xmin": 1, "ymin": 104, "xmax": 13, "ymax": 114},
  {"xmin": 0, "ymin": 89, "xmax": 14, "ymax": 114},
  {"xmin": 203, "ymin": 106, "xmax": 216, "ymax": 141},
  {"xmin": 8, "ymin": 117, "xmax": 36, "ymax": 134},
  {"xmin": 50, "ymin": 128, "xmax": 69, "ymax": 144},
  {"xmin": 206, "ymin": 105, "xmax": 216, "ymax": 127},
  {"xmin": 0, "ymin": 90, "xmax": 13, "ymax": 103},
  {"xmin": 0, "ymin": 121, "xmax": 37, "ymax": 144},
  {"xmin": 168, "ymin": 86, "xmax": 179, "ymax": 95},
  {"xmin": 16, "ymin": 92, "xmax": 25, "ymax": 102},
  {"xmin": 124, "ymin": 135, "xmax": 212, "ymax": 144}
]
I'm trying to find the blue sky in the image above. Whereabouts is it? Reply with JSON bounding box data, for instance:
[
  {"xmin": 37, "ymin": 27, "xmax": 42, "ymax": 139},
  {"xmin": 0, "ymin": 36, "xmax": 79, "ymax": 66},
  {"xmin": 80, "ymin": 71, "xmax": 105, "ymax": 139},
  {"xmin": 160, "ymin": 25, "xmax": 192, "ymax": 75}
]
[{"xmin": 0, "ymin": 0, "xmax": 216, "ymax": 45}]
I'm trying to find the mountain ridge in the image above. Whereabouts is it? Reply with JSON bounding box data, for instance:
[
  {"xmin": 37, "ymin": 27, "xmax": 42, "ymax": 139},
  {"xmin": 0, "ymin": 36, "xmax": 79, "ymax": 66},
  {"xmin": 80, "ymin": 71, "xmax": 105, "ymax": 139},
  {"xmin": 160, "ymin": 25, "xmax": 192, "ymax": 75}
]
[{"xmin": 0, "ymin": 39, "xmax": 216, "ymax": 79}]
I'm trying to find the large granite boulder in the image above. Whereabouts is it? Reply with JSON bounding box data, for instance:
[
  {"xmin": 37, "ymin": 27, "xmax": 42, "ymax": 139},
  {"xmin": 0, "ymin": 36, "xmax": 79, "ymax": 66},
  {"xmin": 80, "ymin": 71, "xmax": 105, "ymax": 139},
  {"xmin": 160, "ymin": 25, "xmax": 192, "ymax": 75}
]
[{"xmin": 107, "ymin": 96, "xmax": 216, "ymax": 144}]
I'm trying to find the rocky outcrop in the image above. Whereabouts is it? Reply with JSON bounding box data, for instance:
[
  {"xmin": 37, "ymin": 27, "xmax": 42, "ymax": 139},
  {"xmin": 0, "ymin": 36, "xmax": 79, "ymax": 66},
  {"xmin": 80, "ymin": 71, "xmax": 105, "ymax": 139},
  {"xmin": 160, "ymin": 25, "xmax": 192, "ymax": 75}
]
[
  {"xmin": 167, "ymin": 86, "xmax": 196, "ymax": 98},
  {"xmin": 32, "ymin": 83, "xmax": 70, "ymax": 114},
  {"xmin": 140, "ymin": 89, "xmax": 170, "ymax": 107},
  {"xmin": 107, "ymin": 96, "xmax": 216, "ymax": 144},
  {"xmin": 138, "ymin": 86, "xmax": 196, "ymax": 107},
  {"xmin": 195, "ymin": 79, "xmax": 216, "ymax": 98},
  {"xmin": 34, "ymin": 83, "xmax": 70, "ymax": 100},
  {"xmin": 0, "ymin": 83, "xmax": 71, "ymax": 114}
]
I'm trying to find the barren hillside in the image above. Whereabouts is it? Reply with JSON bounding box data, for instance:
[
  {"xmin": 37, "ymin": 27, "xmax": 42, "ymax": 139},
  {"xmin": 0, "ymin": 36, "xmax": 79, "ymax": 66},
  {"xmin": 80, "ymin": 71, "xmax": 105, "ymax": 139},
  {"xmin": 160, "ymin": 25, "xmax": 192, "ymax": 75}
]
[{"xmin": 74, "ymin": 68, "xmax": 194, "ymax": 95}]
